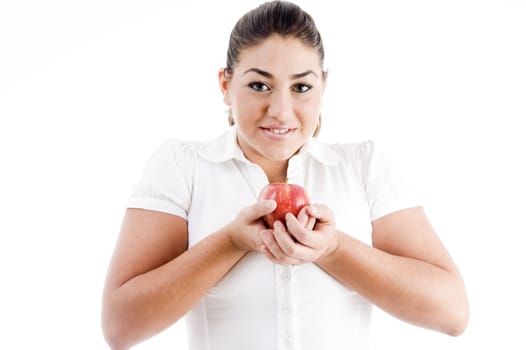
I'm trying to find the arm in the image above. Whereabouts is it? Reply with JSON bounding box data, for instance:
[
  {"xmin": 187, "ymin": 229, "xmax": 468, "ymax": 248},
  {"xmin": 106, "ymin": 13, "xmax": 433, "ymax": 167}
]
[
  {"xmin": 102, "ymin": 200, "xmax": 276, "ymax": 349},
  {"xmin": 316, "ymin": 206, "xmax": 469, "ymax": 336},
  {"xmin": 261, "ymin": 206, "xmax": 469, "ymax": 336}
]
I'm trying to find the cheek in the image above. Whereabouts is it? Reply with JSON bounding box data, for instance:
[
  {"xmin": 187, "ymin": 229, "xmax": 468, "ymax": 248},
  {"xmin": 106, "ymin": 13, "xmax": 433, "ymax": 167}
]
[
  {"xmin": 233, "ymin": 97, "xmax": 265, "ymax": 125},
  {"xmin": 238, "ymin": 98, "xmax": 260, "ymax": 113},
  {"xmin": 297, "ymin": 98, "xmax": 322, "ymax": 123},
  {"xmin": 233, "ymin": 104, "xmax": 256, "ymax": 126}
]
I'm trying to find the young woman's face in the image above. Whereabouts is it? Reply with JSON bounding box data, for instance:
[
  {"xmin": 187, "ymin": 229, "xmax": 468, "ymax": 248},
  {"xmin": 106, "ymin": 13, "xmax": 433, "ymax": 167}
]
[{"xmin": 220, "ymin": 35, "xmax": 326, "ymax": 165}]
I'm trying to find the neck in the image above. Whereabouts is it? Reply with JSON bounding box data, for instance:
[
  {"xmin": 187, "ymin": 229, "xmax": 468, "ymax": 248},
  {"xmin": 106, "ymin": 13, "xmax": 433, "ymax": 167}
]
[
  {"xmin": 264, "ymin": 160, "xmax": 288, "ymax": 183},
  {"xmin": 235, "ymin": 134, "xmax": 289, "ymax": 183}
]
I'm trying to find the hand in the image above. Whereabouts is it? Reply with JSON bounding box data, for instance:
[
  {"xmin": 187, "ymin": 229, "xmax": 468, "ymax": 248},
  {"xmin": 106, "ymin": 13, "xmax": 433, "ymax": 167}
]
[
  {"xmin": 260, "ymin": 204, "xmax": 340, "ymax": 265},
  {"xmin": 226, "ymin": 200, "xmax": 277, "ymax": 253}
]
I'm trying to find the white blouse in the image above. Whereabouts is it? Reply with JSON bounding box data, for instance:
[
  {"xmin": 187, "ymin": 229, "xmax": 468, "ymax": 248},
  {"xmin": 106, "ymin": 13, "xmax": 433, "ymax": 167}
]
[{"xmin": 127, "ymin": 126, "xmax": 421, "ymax": 350}]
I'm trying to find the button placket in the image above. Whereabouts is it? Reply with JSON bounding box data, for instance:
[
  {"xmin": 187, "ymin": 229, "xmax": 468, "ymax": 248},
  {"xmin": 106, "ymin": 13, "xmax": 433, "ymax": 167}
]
[
  {"xmin": 286, "ymin": 153, "xmax": 304, "ymax": 186},
  {"xmin": 233, "ymin": 159, "xmax": 273, "ymax": 200},
  {"xmin": 276, "ymin": 264, "xmax": 295, "ymax": 349}
]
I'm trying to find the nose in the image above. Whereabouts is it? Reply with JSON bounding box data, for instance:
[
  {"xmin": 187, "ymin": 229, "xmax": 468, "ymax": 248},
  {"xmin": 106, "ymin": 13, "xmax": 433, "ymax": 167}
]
[{"xmin": 267, "ymin": 89, "xmax": 294, "ymax": 122}]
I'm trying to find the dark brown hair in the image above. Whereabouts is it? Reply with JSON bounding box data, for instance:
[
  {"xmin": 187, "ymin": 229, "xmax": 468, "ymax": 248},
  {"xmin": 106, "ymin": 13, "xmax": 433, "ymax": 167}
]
[{"xmin": 225, "ymin": 1, "xmax": 325, "ymax": 75}]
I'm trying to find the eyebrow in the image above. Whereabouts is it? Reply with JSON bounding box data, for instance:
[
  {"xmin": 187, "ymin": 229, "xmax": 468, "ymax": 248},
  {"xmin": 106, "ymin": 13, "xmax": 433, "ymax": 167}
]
[{"xmin": 242, "ymin": 68, "xmax": 318, "ymax": 79}]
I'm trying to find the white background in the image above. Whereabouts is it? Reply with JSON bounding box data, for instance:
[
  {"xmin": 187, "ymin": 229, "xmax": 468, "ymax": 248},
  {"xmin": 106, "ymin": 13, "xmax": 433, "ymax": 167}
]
[{"xmin": 1, "ymin": 0, "xmax": 525, "ymax": 349}]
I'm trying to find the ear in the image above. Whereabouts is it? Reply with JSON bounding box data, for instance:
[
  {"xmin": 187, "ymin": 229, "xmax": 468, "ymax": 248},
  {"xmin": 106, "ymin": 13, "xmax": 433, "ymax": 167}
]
[
  {"xmin": 320, "ymin": 70, "xmax": 328, "ymax": 105},
  {"xmin": 321, "ymin": 70, "xmax": 328, "ymax": 94},
  {"xmin": 218, "ymin": 68, "xmax": 231, "ymax": 106}
]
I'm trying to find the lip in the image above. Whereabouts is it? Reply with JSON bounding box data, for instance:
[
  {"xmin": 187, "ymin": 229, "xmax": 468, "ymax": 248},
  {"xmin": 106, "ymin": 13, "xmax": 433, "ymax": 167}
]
[{"xmin": 260, "ymin": 127, "xmax": 297, "ymax": 140}]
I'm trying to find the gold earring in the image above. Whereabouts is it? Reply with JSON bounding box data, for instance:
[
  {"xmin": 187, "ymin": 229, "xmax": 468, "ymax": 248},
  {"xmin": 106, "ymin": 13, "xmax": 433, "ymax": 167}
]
[
  {"xmin": 313, "ymin": 114, "xmax": 322, "ymax": 137},
  {"xmin": 227, "ymin": 108, "xmax": 235, "ymax": 126}
]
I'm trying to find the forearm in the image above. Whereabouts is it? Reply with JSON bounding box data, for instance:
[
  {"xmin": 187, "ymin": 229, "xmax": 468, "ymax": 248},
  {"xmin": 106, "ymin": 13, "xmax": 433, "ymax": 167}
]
[
  {"xmin": 102, "ymin": 227, "xmax": 246, "ymax": 349},
  {"xmin": 316, "ymin": 232, "xmax": 469, "ymax": 336}
]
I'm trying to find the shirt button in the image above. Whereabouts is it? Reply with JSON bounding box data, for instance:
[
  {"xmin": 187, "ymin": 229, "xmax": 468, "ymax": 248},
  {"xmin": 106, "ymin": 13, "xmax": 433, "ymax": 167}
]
[
  {"xmin": 282, "ymin": 271, "xmax": 291, "ymax": 281},
  {"xmin": 281, "ymin": 306, "xmax": 291, "ymax": 314}
]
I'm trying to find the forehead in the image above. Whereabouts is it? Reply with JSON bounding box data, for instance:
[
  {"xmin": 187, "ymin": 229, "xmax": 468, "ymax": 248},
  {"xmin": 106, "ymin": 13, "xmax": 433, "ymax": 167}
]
[{"xmin": 234, "ymin": 35, "xmax": 322, "ymax": 77}]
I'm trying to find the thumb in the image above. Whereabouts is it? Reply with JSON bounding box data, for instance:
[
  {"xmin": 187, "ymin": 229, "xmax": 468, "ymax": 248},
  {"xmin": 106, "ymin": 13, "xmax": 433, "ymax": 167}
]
[
  {"xmin": 239, "ymin": 200, "xmax": 277, "ymax": 222},
  {"xmin": 257, "ymin": 199, "xmax": 277, "ymax": 215},
  {"xmin": 307, "ymin": 204, "xmax": 334, "ymax": 223},
  {"xmin": 245, "ymin": 200, "xmax": 276, "ymax": 221}
]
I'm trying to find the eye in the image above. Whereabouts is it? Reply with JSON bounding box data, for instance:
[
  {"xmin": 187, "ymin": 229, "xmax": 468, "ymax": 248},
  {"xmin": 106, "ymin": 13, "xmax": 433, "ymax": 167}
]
[
  {"xmin": 248, "ymin": 82, "xmax": 270, "ymax": 92},
  {"xmin": 292, "ymin": 83, "xmax": 312, "ymax": 93}
]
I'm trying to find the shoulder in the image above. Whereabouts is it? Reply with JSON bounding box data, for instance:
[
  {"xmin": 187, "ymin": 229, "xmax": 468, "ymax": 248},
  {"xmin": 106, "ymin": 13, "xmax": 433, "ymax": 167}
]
[
  {"xmin": 310, "ymin": 139, "xmax": 377, "ymax": 166},
  {"xmin": 333, "ymin": 139, "xmax": 376, "ymax": 159},
  {"xmin": 134, "ymin": 138, "xmax": 203, "ymax": 187},
  {"xmin": 146, "ymin": 127, "xmax": 237, "ymax": 169},
  {"xmin": 312, "ymin": 139, "xmax": 398, "ymax": 189},
  {"xmin": 146, "ymin": 137, "xmax": 203, "ymax": 168},
  {"xmin": 156, "ymin": 137, "xmax": 202, "ymax": 156}
]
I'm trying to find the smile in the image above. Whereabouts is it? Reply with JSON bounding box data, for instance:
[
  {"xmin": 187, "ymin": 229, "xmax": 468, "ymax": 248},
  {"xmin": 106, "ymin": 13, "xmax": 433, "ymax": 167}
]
[
  {"xmin": 261, "ymin": 127, "xmax": 296, "ymax": 140},
  {"xmin": 266, "ymin": 128, "xmax": 292, "ymax": 135}
]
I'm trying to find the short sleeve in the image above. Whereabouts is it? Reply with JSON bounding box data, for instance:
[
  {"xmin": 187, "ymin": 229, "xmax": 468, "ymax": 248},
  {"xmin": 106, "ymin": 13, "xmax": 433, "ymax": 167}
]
[
  {"xmin": 358, "ymin": 141, "xmax": 422, "ymax": 221},
  {"xmin": 126, "ymin": 139, "xmax": 196, "ymax": 219}
]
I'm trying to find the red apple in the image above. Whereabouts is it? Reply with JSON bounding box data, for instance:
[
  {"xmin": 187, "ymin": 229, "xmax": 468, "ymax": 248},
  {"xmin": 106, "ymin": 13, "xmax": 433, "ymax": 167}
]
[{"xmin": 258, "ymin": 182, "xmax": 310, "ymax": 228}]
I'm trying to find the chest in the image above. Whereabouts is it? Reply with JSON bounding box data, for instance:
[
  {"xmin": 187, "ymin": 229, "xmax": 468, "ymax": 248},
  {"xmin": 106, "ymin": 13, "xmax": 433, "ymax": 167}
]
[{"xmin": 187, "ymin": 157, "xmax": 373, "ymax": 247}]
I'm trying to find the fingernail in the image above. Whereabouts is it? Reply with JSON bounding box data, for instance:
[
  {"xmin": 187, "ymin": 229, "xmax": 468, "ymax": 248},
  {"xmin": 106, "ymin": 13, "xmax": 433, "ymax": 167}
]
[
  {"xmin": 264, "ymin": 200, "xmax": 276, "ymax": 209},
  {"xmin": 273, "ymin": 220, "xmax": 281, "ymax": 230},
  {"xmin": 261, "ymin": 231, "xmax": 271, "ymax": 241}
]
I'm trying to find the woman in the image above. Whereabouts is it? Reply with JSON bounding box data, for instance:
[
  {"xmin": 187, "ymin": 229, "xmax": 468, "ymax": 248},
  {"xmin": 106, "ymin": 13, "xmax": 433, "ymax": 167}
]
[{"xmin": 101, "ymin": 1, "xmax": 469, "ymax": 349}]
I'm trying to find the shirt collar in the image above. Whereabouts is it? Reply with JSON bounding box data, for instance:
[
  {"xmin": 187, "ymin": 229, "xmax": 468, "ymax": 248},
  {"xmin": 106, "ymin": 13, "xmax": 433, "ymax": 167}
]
[
  {"xmin": 198, "ymin": 126, "xmax": 246, "ymax": 162},
  {"xmin": 198, "ymin": 126, "xmax": 341, "ymax": 166},
  {"xmin": 300, "ymin": 138, "xmax": 341, "ymax": 166}
]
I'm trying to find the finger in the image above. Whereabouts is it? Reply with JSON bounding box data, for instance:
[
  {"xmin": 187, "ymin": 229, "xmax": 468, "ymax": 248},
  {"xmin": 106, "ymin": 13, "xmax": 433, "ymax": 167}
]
[
  {"xmin": 278, "ymin": 217, "xmax": 319, "ymax": 259},
  {"xmin": 297, "ymin": 206, "xmax": 316, "ymax": 230},
  {"xmin": 297, "ymin": 206, "xmax": 309, "ymax": 226},
  {"xmin": 284, "ymin": 213, "xmax": 316, "ymax": 247},
  {"xmin": 260, "ymin": 245, "xmax": 303, "ymax": 265},
  {"xmin": 246, "ymin": 200, "xmax": 276, "ymax": 222},
  {"xmin": 263, "ymin": 222, "xmax": 311, "ymax": 263},
  {"xmin": 273, "ymin": 220, "xmax": 299, "ymax": 256},
  {"xmin": 305, "ymin": 207, "xmax": 316, "ymax": 230},
  {"xmin": 307, "ymin": 204, "xmax": 334, "ymax": 225},
  {"xmin": 260, "ymin": 229, "xmax": 287, "ymax": 261},
  {"xmin": 260, "ymin": 245, "xmax": 279, "ymax": 262}
]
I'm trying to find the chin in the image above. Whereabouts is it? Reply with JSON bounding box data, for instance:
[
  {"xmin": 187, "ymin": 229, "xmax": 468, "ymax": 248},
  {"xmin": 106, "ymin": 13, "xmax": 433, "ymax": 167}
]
[{"xmin": 262, "ymin": 147, "xmax": 299, "ymax": 161}]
